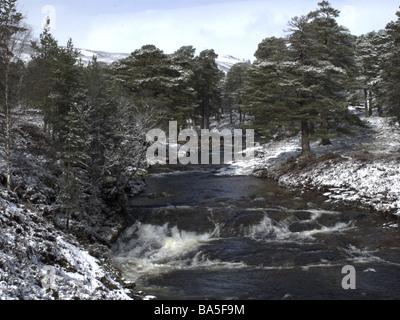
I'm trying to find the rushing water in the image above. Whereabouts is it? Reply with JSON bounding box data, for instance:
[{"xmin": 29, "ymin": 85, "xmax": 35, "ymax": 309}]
[{"xmin": 112, "ymin": 164, "xmax": 400, "ymax": 300}]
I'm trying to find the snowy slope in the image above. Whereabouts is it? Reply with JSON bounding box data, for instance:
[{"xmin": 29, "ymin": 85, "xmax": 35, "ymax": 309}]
[
  {"xmin": 0, "ymin": 108, "xmax": 154, "ymax": 300},
  {"xmin": 215, "ymin": 54, "xmax": 243, "ymax": 73},
  {"xmin": 78, "ymin": 49, "xmax": 130, "ymax": 66},
  {"xmin": 0, "ymin": 190, "xmax": 134, "ymax": 300}
]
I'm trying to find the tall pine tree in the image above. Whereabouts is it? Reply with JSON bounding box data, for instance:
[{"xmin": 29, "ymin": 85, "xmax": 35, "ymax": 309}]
[
  {"xmin": 223, "ymin": 62, "xmax": 250, "ymax": 125},
  {"xmin": 355, "ymin": 32, "xmax": 382, "ymax": 117},
  {"xmin": 0, "ymin": 0, "xmax": 29, "ymax": 189},
  {"xmin": 243, "ymin": 1, "xmax": 358, "ymax": 154},
  {"xmin": 382, "ymin": 8, "xmax": 400, "ymax": 124},
  {"xmin": 192, "ymin": 49, "xmax": 223, "ymax": 129},
  {"xmin": 169, "ymin": 45, "xmax": 197, "ymax": 128},
  {"xmin": 27, "ymin": 30, "xmax": 82, "ymax": 141},
  {"xmin": 57, "ymin": 103, "xmax": 90, "ymax": 229},
  {"xmin": 26, "ymin": 28, "xmax": 61, "ymax": 135},
  {"xmin": 242, "ymin": 37, "xmax": 293, "ymax": 141}
]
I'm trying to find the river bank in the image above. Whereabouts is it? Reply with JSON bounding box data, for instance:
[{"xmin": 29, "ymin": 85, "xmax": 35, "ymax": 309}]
[
  {"xmin": 217, "ymin": 112, "xmax": 400, "ymax": 220},
  {"xmin": 273, "ymin": 152, "xmax": 400, "ymax": 218},
  {"xmin": 0, "ymin": 109, "xmax": 151, "ymax": 300}
]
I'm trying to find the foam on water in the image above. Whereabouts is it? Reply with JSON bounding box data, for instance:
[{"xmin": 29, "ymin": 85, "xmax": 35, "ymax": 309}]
[
  {"xmin": 245, "ymin": 210, "xmax": 355, "ymax": 242},
  {"xmin": 112, "ymin": 222, "xmax": 246, "ymax": 281},
  {"xmin": 113, "ymin": 207, "xmax": 359, "ymax": 284}
]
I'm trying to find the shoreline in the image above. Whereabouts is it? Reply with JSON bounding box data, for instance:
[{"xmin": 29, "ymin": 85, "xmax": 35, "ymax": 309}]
[{"xmin": 217, "ymin": 113, "xmax": 400, "ymax": 221}]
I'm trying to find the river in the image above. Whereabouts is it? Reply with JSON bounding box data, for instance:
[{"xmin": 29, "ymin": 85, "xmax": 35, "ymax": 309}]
[{"xmin": 112, "ymin": 163, "xmax": 400, "ymax": 300}]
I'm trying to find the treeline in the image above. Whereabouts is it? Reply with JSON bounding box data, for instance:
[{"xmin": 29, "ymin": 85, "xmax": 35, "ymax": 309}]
[{"xmin": 226, "ymin": 1, "xmax": 400, "ymax": 154}]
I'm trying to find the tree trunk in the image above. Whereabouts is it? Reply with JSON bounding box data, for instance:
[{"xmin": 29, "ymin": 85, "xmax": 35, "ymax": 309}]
[
  {"xmin": 4, "ymin": 62, "xmax": 11, "ymax": 190},
  {"xmin": 321, "ymin": 121, "xmax": 331, "ymax": 146},
  {"xmin": 66, "ymin": 141, "xmax": 71, "ymax": 230},
  {"xmin": 301, "ymin": 120, "xmax": 311, "ymax": 155},
  {"xmin": 378, "ymin": 105, "xmax": 383, "ymax": 117},
  {"xmin": 364, "ymin": 89, "xmax": 370, "ymax": 118},
  {"xmin": 201, "ymin": 100, "xmax": 209, "ymax": 129},
  {"xmin": 201, "ymin": 105, "xmax": 205, "ymax": 129},
  {"xmin": 368, "ymin": 91, "xmax": 373, "ymax": 117},
  {"xmin": 204, "ymin": 99, "xmax": 210, "ymax": 130}
]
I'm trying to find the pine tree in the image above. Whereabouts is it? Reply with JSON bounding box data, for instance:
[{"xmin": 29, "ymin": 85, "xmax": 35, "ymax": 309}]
[
  {"xmin": 27, "ymin": 31, "xmax": 82, "ymax": 141},
  {"xmin": 81, "ymin": 57, "xmax": 117, "ymax": 216},
  {"xmin": 381, "ymin": 8, "xmax": 400, "ymax": 124},
  {"xmin": 288, "ymin": 2, "xmax": 358, "ymax": 152},
  {"xmin": 254, "ymin": 37, "xmax": 288, "ymax": 61},
  {"xmin": 304, "ymin": 1, "xmax": 357, "ymax": 146},
  {"xmin": 168, "ymin": 45, "xmax": 197, "ymax": 128},
  {"xmin": 223, "ymin": 62, "xmax": 250, "ymax": 124},
  {"xmin": 27, "ymin": 32, "xmax": 88, "ymax": 228},
  {"xmin": 242, "ymin": 37, "xmax": 293, "ymax": 141},
  {"xmin": 355, "ymin": 32, "xmax": 382, "ymax": 117},
  {"xmin": 242, "ymin": 2, "xmax": 358, "ymax": 154},
  {"xmin": 58, "ymin": 103, "xmax": 90, "ymax": 229},
  {"xmin": 26, "ymin": 28, "xmax": 61, "ymax": 135},
  {"xmin": 192, "ymin": 49, "xmax": 223, "ymax": 129},
  {"xmin": 370, "ymin": 29, "xmax": 392, "ymax": 117},
  {"xmin": 110, "ymin": 45, "xmax": 172, "ymax": 108},
  {"xmin": 109, "ymin": 44, "xmax": 190, "ymax": 127},
  {"xmin": 50, "ymin": 38, "xmax": 82, "ymax": 141},
  {"xmin": 0, "ymin": 0, "xmax": 29, "ymax": 189}
]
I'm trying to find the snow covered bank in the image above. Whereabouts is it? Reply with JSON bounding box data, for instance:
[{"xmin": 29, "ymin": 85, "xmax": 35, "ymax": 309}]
[
  {"xmin": 278, "ymin": 153, "xmax": 400, "ymax": 217},
  {"xmin": 217, "ymin": 112, "xmax": 400, "ymax": 217},
  {"xmin": 0, "ymin": 189, "xmax": 139, "ymax": 300},
  {"xmin": 216, "ymin": 136, "xmax": 301, "ymax": 176},
  {"xmin": 0, "ymin": 187, "xmax": 160, "ymax": 300},
  {"xmin": 0, "ymin": 108, "xmax": 154, "ymax": 300}
]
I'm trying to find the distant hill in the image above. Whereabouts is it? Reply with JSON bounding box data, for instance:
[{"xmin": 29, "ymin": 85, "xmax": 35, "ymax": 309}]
[
  {"xmin": 77, "ymin": 48, "xmax": 242, "ymax": 73},
  {"xmin": 215, "ymin": 54, "xmax": 243, "ymax": 73},
  {"xmin": 78, "ymin": 49, "xmax": 131, "ymax": 66}
]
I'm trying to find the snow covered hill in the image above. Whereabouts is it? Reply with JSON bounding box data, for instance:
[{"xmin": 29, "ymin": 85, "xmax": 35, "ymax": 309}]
[
  {"xmin": 78, "ymin": 48, "xmax": 242, "ymax": 73},
  {"xmin": 78, "ymin": 49, "xmax": 130, "ymax": 66},
  {"xmin": 215, "ymin": 54, "xmax": 243, "ymax": 73}
]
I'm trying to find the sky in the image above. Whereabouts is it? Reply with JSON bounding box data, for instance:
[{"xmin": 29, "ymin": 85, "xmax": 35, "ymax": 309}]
[{"xmin": 17, "ymin": 0, "xmax": 400, "ymax": 61}]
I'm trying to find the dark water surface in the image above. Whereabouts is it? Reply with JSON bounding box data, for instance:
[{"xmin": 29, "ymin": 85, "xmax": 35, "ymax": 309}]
[{"xmin": 112, "ymin": 164, "xmax": 400, "ymax": 300}]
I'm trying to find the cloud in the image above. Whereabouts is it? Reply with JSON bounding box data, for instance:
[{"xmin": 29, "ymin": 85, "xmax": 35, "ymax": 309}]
[
  {"xmin": 46, "ymin": 0, "xmax": 399, "ymax": 60},
  {"xmin": 84, "ymin": 1, "xmax": 310, "ymax": 59},
  {"xmin": 338, "ymin": 5, "xmax": 357, "ymax": 31}
]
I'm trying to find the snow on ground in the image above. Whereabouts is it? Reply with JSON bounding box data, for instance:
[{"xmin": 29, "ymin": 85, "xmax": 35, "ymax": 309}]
[
  {"xmin": 279, "ymin": 155, "xmax": 400, "ymax": 216},
  {"xmin": 216, "ymin": 109, "xmax": 400, "ymax": 217},
  {"xmin": 216, "ymin": 137, "xmax": 301, "ymax": 176},
  {"xmin": 0, "ymin": 108, "xmax": 155, "ymax": 300},
  {"xmin": 0, "ymin": 189, "xmax": 138, "ymax": 300}
]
